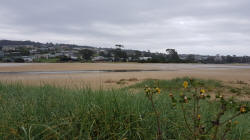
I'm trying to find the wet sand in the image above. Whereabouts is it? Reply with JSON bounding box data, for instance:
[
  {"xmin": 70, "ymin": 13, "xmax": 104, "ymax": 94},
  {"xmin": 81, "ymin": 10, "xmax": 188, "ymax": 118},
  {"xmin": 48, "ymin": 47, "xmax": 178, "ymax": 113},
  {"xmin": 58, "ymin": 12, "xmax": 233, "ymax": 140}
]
[{"xmin": 0, "ymin": 63, "xmax": 250, "ymax": 89}]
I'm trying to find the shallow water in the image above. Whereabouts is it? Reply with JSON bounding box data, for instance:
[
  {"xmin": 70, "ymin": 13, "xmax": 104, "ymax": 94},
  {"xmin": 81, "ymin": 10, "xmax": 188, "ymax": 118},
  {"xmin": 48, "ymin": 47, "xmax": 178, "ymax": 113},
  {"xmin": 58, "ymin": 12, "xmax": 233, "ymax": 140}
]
[
  {"xmin": 0, "ymin": 63, "xmax": 31, "ymax": 67},
  {"xmin": 0, "ymin": 69, "xmax": 164, "ymax": 75},
  {"xmin": 154, "ymin": 64, "xmax": 250, "ymax": 69}
]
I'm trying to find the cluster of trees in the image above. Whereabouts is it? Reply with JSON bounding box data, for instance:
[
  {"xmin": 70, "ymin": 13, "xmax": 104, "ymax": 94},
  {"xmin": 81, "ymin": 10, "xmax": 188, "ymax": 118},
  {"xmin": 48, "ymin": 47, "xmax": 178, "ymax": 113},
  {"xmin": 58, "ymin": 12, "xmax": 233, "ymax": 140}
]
[
  {"xmin": 112, "ymin": 45, "xmax": 127, "ymax": 62},
  {"xmin": 165, "ymin": 49, "xmax": 180, "ymax": 62},
  {"xmin": 205, "ymin": 55, "xmax": 250, "ymax": 64},
  {"xmin": 181, "ymin": 54, "xmax": 250, "ymax": 64}
]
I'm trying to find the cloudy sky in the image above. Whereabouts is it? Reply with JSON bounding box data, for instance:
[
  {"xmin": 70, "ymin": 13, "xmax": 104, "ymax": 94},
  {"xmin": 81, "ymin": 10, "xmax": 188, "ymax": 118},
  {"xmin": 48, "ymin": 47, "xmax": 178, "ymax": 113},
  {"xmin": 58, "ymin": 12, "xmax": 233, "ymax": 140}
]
[{"xmin": 1, "ymin": 0, "xmax": 250, "ymax": 55}]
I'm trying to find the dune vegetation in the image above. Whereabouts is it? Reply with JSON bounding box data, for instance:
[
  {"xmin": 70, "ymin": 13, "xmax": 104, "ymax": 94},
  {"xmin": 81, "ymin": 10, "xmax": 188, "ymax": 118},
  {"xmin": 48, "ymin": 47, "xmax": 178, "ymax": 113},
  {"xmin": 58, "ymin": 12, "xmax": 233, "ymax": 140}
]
[{"xmin": 0, "ymin": 78, "xmax": 249, "ymax": 140}]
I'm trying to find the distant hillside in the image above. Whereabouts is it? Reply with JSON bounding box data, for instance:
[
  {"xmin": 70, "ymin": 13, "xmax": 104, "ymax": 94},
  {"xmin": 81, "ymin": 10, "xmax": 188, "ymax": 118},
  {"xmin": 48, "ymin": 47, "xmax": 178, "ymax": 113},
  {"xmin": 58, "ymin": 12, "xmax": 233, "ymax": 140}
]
[
  {"xmin": 0, "ymin": 40, "xmax": 97, "ymax": 50},
  {"xmin": 0, "ymin": 40, "xmax": 42, "ymax": 47},
  {"xmin": 58, "ymin": 43, "xmax": 95, "ymax": 49}
]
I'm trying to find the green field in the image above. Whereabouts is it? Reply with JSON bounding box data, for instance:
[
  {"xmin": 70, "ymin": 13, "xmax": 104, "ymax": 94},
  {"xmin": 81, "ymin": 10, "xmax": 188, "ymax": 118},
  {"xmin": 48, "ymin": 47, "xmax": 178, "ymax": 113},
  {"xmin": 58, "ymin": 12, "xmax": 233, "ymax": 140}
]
[{"xmin": 0, "ymin": 78, "xmax": 249, "ymax": 140}]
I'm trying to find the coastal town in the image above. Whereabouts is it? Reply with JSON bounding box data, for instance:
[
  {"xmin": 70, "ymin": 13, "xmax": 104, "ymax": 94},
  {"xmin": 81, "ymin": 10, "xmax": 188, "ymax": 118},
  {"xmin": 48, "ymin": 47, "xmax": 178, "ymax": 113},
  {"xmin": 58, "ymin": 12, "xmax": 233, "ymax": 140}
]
[{"xmin": 0, "ymin": 40, "xmax": 250, "ymax": 63}]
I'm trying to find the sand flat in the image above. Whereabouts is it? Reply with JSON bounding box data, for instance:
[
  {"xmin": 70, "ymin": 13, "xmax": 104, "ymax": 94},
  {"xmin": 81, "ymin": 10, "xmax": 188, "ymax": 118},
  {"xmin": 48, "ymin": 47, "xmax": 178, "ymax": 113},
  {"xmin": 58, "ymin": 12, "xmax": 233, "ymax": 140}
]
[{"xmin": 0, "ymin": 63, "xmax": 250, "ymax": 89}]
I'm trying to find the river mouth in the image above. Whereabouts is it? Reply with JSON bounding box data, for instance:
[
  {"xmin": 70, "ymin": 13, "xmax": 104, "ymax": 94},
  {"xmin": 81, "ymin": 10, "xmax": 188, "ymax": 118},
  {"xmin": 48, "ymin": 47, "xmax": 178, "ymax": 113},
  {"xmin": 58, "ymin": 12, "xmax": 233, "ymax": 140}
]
[{"xmin": 0, "ymin": 69, "xmax": 167, "ymax": 75}]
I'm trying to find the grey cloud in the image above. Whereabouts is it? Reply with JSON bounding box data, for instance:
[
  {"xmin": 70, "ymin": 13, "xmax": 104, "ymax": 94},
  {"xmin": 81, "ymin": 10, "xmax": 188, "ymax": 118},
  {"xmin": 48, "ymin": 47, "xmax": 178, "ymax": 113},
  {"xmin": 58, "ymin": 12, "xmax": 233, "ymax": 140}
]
[{"xmin": 0, "ymin": 0, "xmax": 250, "ymax": 55}]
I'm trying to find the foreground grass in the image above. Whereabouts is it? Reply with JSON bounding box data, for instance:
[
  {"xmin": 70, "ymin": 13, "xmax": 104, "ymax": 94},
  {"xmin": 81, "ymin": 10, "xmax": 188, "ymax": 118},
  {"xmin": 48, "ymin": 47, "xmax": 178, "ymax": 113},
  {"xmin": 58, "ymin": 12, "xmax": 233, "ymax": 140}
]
[{"xmin": 0, "ymin": 78, "xmax": 249, "ymax": 139}]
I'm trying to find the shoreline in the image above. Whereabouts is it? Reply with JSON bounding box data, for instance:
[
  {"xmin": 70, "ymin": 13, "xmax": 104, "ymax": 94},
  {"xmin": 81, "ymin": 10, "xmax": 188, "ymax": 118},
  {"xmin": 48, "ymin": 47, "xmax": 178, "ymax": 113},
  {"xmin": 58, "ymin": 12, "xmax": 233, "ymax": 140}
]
[{"xmin": 0, "ymin": 63, "xmax": 250, "ymax": 89}]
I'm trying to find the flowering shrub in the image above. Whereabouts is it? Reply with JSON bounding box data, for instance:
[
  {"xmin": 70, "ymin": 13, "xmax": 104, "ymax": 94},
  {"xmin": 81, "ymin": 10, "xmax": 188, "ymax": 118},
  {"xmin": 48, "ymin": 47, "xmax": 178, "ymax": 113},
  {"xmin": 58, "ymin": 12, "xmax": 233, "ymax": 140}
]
[
  {"xmin": 145, "ymin": 79, "xmax": 249, "ymax": 140},
  {"xmin": 144, "ymin": 85, "xmax": 163, "ymax": 140}
]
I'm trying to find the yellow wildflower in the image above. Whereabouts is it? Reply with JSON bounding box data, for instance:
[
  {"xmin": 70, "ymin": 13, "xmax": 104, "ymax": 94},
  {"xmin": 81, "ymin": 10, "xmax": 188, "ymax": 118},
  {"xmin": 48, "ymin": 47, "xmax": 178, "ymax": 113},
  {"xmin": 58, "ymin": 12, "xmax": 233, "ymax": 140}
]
[
  {"xmin": 144, "ymin": 87, "xmax": 151, "ymax": 93},
  {"xmin": 155, "ymin": 87, "xmax": 161, "ymax": 94},
  {"xmin": 200, "ymin": 89, "xmax": 205, "ymax": 94},
  {"xmin": 197, "ymin": 114, "xmax": 201, "ymax": 120},
  {"xmin": 234, "ymin": 121, "xmax": 239, "ymax": 125},
  {"xmin": 240, "ymin": 106, "xmax": 246, "ymax": 113},
  {"xmin": 183, "ymin": 81, "xmax": 188, "ymax": 88}
]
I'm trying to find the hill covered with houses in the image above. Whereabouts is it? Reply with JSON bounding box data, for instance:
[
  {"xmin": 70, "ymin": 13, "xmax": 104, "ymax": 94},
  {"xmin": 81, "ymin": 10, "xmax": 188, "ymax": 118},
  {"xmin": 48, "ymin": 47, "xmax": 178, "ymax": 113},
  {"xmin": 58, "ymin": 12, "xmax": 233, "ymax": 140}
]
[{"xmin": 0, "ymin": 40, "xmax": 250, "ymax": 64}]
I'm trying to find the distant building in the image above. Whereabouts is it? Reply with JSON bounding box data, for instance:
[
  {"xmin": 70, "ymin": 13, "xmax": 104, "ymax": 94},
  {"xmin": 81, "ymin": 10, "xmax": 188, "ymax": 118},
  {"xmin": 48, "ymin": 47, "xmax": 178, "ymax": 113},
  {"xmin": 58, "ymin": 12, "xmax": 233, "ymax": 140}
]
[
  {"xmin": 70, "ymin": 56, "xmax": 78, "ymax": 61},
  {"xmin": 214, "ymin": 54, "xmax": 223, "ymax": 62},
  {"xmin": 179, "ymin": 54, "xmax": 188, "ymax": 60},
  {"xmin": 10, "ymin": 52, "xmax": 22, "ymax": 56},
  {"xmin": 194, "ymin": 55, "xmax": 209, "ymax": 61},
  {"xmin": 73, "ymin": 47, "xmax": 84, "ymax": 51},
  {"xmin": 0, "ymin": 51, "xmax": 4, "ymax": 58},
  {"xmin": 22, "ymin": 56, "xmax": 33, "ymax": 62},
  {"xmin": 2, "ymin": 46, "xmax": 17, "ymax": 51},
  {"xmin": 22, "ymin": 45, "xmax": 34, "ymax": 49},
  {"xmin": 139, "ymin": 57, "xmax": 152, "ymax": 61},
  {"xmin": 34, "ymin": 54, "xmax": 50, "ymax": 59},
  {"xmin": 62, "ymin": 51, "xmax": 75, "ymax": 58},
  {"xmin": 38, "ymin": 47, "xmax": 49, "ymax": 51},
  {"xmin": 179, "ymin": 54, "xmax": 209, "ymax": 61},
  {"xmin": 2, "ymin": 45, "xmax": 34, "ymax": 52},
  {"xmin": 29, "ymin": 49, "xmax": 38, "ymax": 54},
  {"xmin": 48, "ymin": 47, "xmax": 56, "ymax": 51},
  {"xmin": 54, "ymin": 53, "xmax": 64, "ymax": 57},
  {"xmin": 97, "ymin": 49, "xmax": 109, "ymax": 56},
  {"xmin": 92, "ymin": 56, "xmax": 109, "ymax": 61},
  {"xmin": 125, "ymin": 50, "xmax": 136, "ymax": 56}
]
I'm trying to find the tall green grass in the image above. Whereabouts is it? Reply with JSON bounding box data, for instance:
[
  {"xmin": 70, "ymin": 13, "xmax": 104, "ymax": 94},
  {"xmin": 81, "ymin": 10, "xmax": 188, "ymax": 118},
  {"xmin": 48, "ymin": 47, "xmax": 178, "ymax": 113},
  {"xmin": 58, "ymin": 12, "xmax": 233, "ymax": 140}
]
[{"xmin": 0, "ymin": 78, "xmax": 249, "ymax": 139}]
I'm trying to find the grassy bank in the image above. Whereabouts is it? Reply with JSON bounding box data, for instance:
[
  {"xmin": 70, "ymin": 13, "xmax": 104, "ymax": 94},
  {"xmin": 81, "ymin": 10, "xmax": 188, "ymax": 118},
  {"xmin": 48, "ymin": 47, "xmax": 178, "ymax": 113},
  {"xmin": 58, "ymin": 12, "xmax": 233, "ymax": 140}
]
[{"xmin": 0, "ymin": 78, "xmax": 249, "ymax": 139}]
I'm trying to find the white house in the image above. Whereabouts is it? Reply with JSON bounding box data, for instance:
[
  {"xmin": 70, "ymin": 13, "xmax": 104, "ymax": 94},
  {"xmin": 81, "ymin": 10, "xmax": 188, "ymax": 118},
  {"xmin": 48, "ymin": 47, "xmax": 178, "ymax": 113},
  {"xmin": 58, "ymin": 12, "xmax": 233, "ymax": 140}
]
[
  {"xmin": 2, "ymin": 46, "xmax": 17, "ymax": 51},
  {"xmin": 92, "ymin": 56, "xmax": 108, "ymax": 61},
  {"xmin": 34, "ymin": 54, "xmax": 50, "ymax": 59},
  {"xmin": 214, "ymin": 54, "xmax": 223, "ymax": 62},
  {"xmin": 139, "ymin": 57, "xmax": 152, "ymax": 61},
  {"xmin": 22, "ymin": 56, "xmax": 34, "ymax": 62}
]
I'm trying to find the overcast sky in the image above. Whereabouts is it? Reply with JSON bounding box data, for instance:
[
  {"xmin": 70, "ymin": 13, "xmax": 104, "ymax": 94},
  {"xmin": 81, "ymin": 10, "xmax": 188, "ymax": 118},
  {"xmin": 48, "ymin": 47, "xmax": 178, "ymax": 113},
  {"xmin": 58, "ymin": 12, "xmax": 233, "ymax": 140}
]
[{"xmin": 1, "ymin": 0, "xmax": 250, "ymax": 55}]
